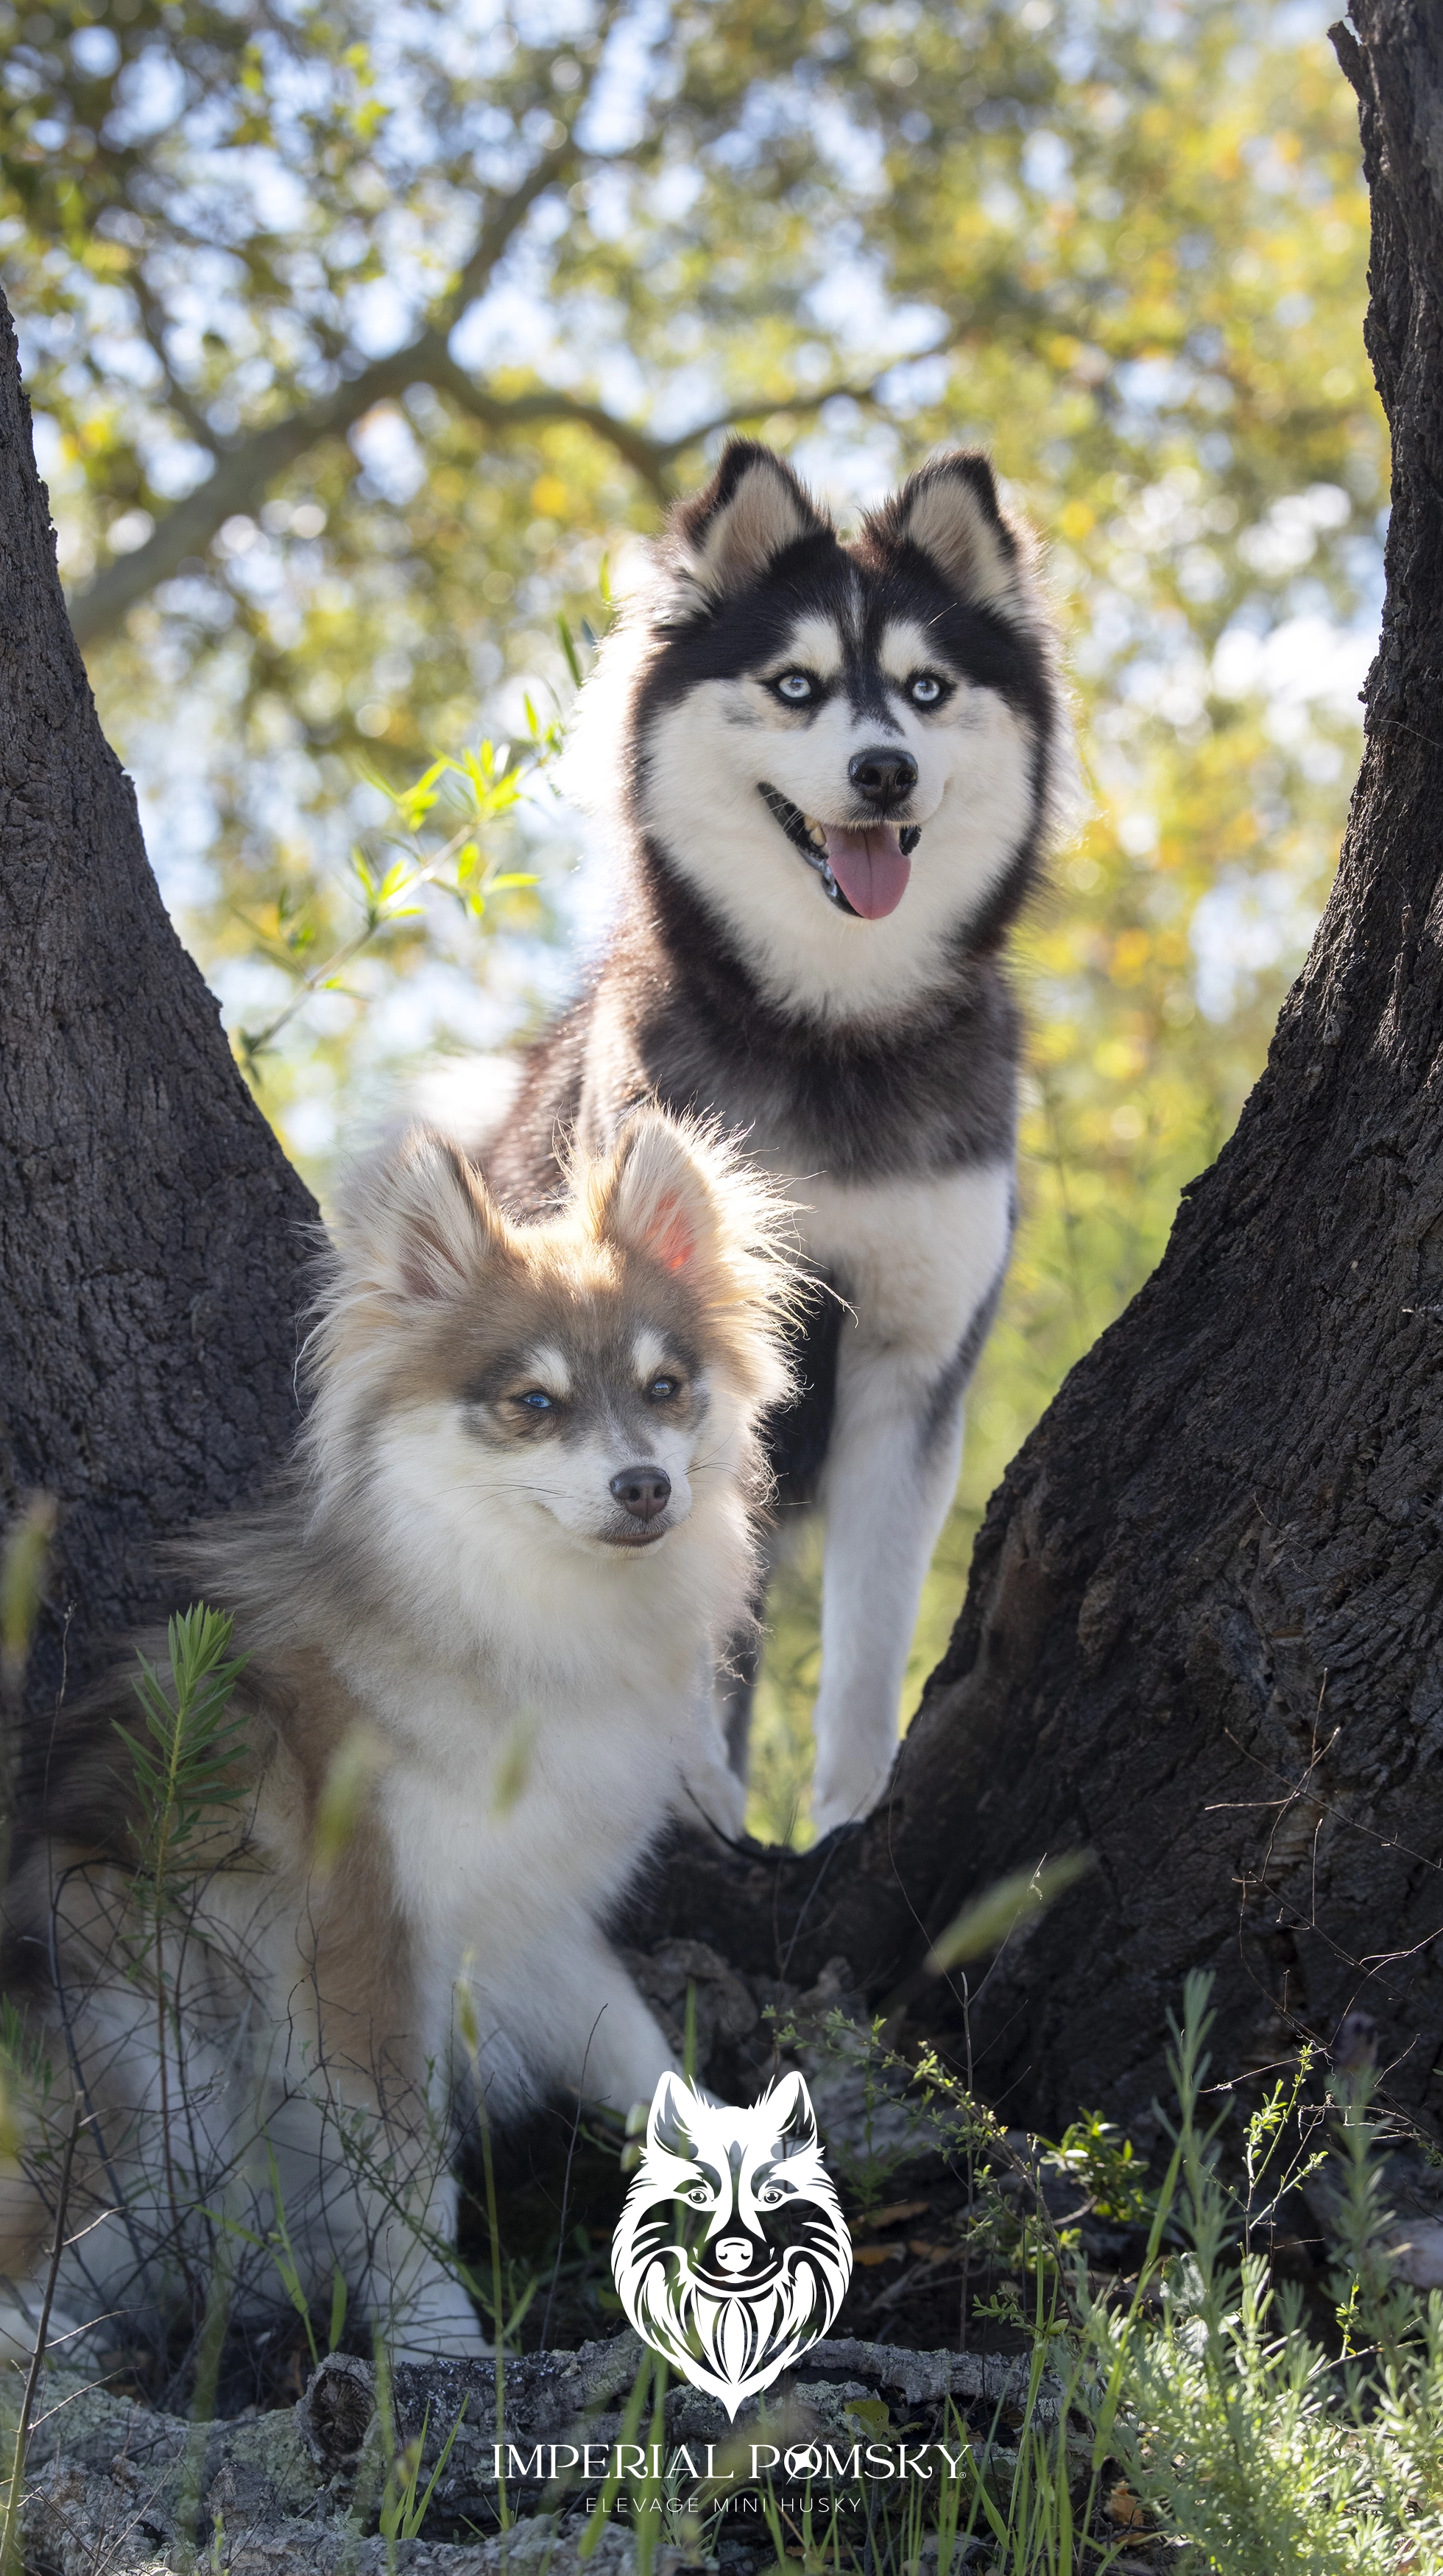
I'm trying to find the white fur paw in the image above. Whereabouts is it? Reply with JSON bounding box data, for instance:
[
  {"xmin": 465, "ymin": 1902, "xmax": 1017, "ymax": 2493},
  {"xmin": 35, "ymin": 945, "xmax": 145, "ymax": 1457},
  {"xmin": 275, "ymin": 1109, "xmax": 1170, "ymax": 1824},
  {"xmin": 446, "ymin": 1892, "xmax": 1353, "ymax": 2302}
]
[
  {"xmin": 389, "ymin": 2324, "xmax": 492, "ymax": 2363},
  {"xmin": 680, "ymin": 1755, "xmax": 747, "ymax": 1841},
  {"xmin": 0, "ymin": 2300, "xmax": 88, "ymax": 2365},
  {"xmin": 811, "ymin": 1766, "xmax": 892, "ymax": 1839},
  {"xmin": 377, "ymin": 2266, "xmax": 488, "ymax": 2361}
]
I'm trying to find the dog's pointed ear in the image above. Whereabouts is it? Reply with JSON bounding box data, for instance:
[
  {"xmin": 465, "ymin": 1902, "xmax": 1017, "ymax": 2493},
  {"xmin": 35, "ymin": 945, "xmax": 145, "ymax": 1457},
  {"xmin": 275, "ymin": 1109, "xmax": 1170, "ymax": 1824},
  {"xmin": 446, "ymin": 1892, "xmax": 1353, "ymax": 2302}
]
[
  {"xmin": 866, "ymin": 450, "xmax": 1026, "ymax": 614},
  {"xmin": 666, "ymin": 440, "xmax": 830, "ymax": 608},
  {"xmin": 335, "ymin": 1126, "xmax": 507, "ymax": 1309},
  {"xmin": 595, "ymin": 1110, "xmax": 724, "ymax": 1279},
  {"xmin": 763, "ymin": 2069, "xmax": 820, "ymax": 2154}
]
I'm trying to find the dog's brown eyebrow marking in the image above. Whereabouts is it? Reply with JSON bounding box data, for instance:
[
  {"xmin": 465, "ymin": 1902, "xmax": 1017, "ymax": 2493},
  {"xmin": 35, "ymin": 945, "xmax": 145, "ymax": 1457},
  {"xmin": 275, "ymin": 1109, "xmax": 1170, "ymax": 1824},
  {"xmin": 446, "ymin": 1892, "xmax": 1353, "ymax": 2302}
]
[{"xmin": 460, "ymin": 1348, "xmax": 560, "ymax": 1404}]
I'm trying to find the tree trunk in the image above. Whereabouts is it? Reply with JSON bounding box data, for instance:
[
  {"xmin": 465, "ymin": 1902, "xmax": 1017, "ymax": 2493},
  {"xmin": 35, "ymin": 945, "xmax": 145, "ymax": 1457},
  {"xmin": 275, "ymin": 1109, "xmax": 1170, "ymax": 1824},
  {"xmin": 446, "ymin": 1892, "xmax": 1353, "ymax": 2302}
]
[
  {"xmin": 635, "ymin": 0, "xmax": 1443, "ymax": 2142},
  {"xmin": 0, "ymin": 290, "xmax": 316, "ymax": 1748}
]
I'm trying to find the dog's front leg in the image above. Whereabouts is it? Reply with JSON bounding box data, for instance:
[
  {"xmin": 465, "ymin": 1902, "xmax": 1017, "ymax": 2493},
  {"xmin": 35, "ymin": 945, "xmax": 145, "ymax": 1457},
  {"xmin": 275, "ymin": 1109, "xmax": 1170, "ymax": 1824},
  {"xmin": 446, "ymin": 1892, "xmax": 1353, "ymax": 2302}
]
[
  {"xmin": 808, "ymin": 1334, "xmax": 970, "ymax": 1839},
  {"xmin": 503, "ymin": 1927, "xmax": 678, "ymax": 2118},
  {"xmin": 677, "ymin": 1649, "xmax": 749, "ymax": 1841},
  {"xmin": 263, "ymin": 2054, "xmax": 486, "ymax": 2361},
  {"xmin": 368, "ymin": 2164, "xmax": 489, "ymax": 2362}
]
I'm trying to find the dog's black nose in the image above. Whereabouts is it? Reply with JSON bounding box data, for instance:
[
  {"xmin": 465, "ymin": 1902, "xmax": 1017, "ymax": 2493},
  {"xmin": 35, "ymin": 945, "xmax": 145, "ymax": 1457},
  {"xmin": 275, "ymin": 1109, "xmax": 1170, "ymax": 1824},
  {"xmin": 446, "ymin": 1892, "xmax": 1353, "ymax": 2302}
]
[
  {"xmin": 848, "ymin": 746, "xmax": 919, "ymax": 807},
  {"xmin": 610, "ymin": 1465, "xmax": 671, "ymax": 1522}
]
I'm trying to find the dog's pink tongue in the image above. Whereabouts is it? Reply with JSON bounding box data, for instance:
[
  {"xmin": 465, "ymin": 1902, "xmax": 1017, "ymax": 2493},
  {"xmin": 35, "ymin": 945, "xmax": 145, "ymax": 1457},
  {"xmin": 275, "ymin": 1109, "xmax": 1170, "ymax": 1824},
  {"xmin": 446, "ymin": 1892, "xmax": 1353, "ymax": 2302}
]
[{"xmin": 823, "ymin": 824, "xmax": 911, "ymax": 919}]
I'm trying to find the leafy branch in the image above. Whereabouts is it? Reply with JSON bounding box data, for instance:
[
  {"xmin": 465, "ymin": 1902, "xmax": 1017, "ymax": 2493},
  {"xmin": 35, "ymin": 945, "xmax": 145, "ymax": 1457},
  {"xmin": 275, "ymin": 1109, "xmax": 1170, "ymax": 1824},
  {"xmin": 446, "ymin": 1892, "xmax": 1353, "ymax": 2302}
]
[
  {"xmin": 233, "ymin": 710, "xmax": 557, "ymax": 1080},
  {"xmin": 67, "ymin": 314, "xmax": 949, "ymax": 648},
  {"xmin": 127, "ymin": 1607, "xmax": 250, "ymax": 1892}
]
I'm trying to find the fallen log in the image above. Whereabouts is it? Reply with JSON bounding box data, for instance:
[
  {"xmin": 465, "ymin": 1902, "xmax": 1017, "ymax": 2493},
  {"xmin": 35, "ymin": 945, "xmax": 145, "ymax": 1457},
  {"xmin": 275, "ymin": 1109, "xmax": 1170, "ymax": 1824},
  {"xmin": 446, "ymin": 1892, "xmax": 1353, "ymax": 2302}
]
[{"xmin": 16, "ymin": 2331, "xmax": 1059, "ymax": 2572}]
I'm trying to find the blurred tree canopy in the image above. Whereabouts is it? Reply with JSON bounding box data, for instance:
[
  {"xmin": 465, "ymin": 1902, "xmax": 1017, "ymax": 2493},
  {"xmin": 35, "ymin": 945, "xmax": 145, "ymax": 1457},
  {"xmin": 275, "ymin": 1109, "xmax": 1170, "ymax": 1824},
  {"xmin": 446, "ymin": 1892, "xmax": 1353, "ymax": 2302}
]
[{"xmin": 0, "ymin": 0, "xmax": 1383, "ymax": 1835}]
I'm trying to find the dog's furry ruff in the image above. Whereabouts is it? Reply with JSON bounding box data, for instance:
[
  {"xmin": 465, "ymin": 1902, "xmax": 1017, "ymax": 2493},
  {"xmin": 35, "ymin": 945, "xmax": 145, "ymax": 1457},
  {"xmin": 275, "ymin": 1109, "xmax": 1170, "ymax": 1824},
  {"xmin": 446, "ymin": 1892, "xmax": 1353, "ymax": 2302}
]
[
  {"xmin": 0, "ymin": 1111, "xmax": 796, "ymax": 2363},
  {"xmin": 469, "ymin": 442, "xmax": 1075, "ymax": 1833}
]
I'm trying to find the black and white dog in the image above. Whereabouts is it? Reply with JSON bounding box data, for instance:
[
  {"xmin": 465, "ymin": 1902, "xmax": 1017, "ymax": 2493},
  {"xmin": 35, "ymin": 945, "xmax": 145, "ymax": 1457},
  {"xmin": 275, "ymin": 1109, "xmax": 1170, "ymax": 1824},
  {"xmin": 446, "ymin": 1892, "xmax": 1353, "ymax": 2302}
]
[{"xmin": 481, "ymin": 442, "xmax": 1073, "ymax": 1838}]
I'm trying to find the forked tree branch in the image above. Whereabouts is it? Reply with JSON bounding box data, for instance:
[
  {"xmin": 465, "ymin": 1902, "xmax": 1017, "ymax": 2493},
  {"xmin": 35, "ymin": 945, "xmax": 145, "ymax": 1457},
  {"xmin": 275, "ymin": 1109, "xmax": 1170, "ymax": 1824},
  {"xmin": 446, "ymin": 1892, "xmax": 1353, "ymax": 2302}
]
[
  {"xmin": 66, "ymin": 347, "xmax": 932, "ymax": 648},
  {"xmin": 66, "ymin": 25, "xmax": 947, "ymax": 659},
  {"xmin": 65, "ymin": 343, "xmax": 668, "ymax": 647},
  {"xmin": 66, "ymin": 4, "xmax": 938, "ymax": 651}
]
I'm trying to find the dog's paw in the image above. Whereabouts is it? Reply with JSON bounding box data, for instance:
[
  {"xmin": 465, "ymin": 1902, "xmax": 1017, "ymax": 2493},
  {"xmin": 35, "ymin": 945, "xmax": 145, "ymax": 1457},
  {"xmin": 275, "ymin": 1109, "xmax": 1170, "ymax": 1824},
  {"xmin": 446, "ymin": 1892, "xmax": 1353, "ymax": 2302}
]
[
  {"xmin": 810, "ymin": 1774, "xmax": 889, "ymax": 1839},
  {"xmin": 0, "ymin": 2300, "xmax": 87, "ymax": 2366},
  {"xmin": 380, "ymin": 2267, "xmax": 490, "ymax": 2362},
  {"xmin": 389, "ymin": 2326, "xmax": 493, "ymax": 2364},
  {"xmin": 680, "ymin": 1755, "xmax": 748, "ymax": 1841}
]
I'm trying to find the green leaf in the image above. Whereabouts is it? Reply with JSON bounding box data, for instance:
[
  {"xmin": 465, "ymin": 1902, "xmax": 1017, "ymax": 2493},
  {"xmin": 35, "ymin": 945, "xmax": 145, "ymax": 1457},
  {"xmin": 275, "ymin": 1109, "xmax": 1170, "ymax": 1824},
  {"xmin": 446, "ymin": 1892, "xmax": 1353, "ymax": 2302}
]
[
  {"xmin": 925, "ymin": 1852, "xmax": 1096, "ymax": 1974},
  {"xmin": 557, "ymin": 612, "xmax": 585, "ymax": 690}
]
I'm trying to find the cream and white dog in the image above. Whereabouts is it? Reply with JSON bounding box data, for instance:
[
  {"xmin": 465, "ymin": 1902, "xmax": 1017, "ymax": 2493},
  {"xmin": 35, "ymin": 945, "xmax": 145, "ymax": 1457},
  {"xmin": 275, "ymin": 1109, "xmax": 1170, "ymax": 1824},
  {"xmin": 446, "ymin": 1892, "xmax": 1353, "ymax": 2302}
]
[{"xmin": 0, "ymin": 1110, "xmax": 793, "ymax": 2361}]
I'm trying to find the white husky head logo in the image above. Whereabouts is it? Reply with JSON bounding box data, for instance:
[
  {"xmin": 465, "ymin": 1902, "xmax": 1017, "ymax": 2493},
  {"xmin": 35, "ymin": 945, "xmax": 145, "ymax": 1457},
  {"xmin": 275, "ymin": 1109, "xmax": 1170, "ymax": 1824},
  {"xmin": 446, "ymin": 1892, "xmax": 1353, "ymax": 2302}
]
[{"xmin": 611, "ymin": 2070, "xmax": 851, "ymax": 2416}]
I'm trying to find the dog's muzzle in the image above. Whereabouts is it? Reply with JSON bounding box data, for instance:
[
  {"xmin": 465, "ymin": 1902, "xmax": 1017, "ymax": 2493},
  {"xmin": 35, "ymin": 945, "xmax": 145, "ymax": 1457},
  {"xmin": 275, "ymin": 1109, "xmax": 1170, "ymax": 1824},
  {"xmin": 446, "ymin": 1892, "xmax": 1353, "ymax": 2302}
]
[{"xmin": 758, "ymin": 785, "xmax": 920, "ymax": 914}]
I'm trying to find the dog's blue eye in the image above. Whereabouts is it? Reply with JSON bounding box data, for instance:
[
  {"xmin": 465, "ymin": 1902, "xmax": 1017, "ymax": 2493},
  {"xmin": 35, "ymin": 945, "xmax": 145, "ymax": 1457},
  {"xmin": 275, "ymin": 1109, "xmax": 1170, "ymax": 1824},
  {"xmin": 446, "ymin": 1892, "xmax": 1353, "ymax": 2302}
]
[
  {"xmin": 775, "ymin": 670, "xmax": 815, "ymax": 703},
  {"xmin": 518, "ymin": 1389, "xmax": 554, "ymax": 1409},
  {"xmin": 909, "ymin": 671, "xmax": 944, "ymax": 704},
  {"xmin": 647, "ymin": 1376, "xmax": 679, "ymax": 1401}
]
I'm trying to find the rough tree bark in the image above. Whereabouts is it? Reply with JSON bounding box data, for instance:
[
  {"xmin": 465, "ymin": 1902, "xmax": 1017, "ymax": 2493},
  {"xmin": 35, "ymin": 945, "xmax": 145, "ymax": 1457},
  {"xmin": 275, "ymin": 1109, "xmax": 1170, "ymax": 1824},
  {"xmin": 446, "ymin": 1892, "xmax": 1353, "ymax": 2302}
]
[
  {"xmin": 2, "ymin": 0, "xmax": 1441, "ymax": 2157},
  {"xmin": 637, "ymin": 0, "xmax": 1443, "ymax": 2140},
  {"xmin": 0, "ymin": 290, "xmax": 317, "ymax": 1744}
]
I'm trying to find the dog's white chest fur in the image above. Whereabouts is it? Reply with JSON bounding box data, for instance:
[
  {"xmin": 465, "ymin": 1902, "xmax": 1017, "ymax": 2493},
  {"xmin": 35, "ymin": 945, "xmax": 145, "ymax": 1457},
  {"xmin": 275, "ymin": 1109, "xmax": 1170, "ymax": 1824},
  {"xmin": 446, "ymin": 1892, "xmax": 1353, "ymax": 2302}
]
[
  {"xmin": 784, "ymin": 1161, "xmax": 1013, "ymax": 1363},
  {"xmin": 378, "ymin": 1679, "xmax": 677, "ymax": 1948}
]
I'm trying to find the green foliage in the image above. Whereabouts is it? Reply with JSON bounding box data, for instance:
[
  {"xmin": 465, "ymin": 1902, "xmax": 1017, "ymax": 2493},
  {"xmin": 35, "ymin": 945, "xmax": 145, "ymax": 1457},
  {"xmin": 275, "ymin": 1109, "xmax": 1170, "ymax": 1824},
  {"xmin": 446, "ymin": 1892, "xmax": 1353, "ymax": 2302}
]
[
  {"xmin": 0, "ymin": 1493, "xmax": 57, "ymax": 2159},
  {"xmin": 1325, "ymin": 2070, "xmax": 1419, "ymax": 2370},
  {"xmin": 120, "ymin": 1604, "xmax": 250, "ymax": 2285},
  {"xmin": 775, "ymin": 2000, "xmax": 1080, "ymax": 2298},
  {"xmin": 1043, "ymin": 2111, "xmax": 1153, "ymax": 2228},
  {"xmin": 783, "ymin": 2005, "xmax": 929, "ymax": 2218},
  {"xmin": 124, "ymin": 1605, "xmax": 250, "ymax": 1886},
  {"xmin": 232, "ymin": 723, "xmax": 550, "ymax": 1083},
  {"xmin": 0, "ymin": 1490, "xmax": 55, "ymax": 1696},
  {"xmin": 1073, "ymin": 1979, "xmax": 1443, "ymax": 2572},
  {"xmin": 456, "ymin": 1971, "xmax": 515, "ymax": 2531},
  {"xmin": 764, "ymin": 1978, "xmax": 1443, "ymax": 2572},
  {"xmin": 205, "ymin": 2143, "xmax": 334, "ymax": 2367},
  {"xmin": 375, "ymin": 2364, "xmax": 468, "ymax": 2547},
  {"xmin": 0, "ymin": 1998, "xmax": 51, "ymax": 2123},
  {"xmin": 0, "ymin": 0, "xmax": 1380, "ymax": 1189},
  {"xmin": 577, "ymin": 2340, "xmax": 668, "ymax": 2564},
  {"xmin": 926, "ymin": 1854, "xmax": 1096, "ymax": 1974}
]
